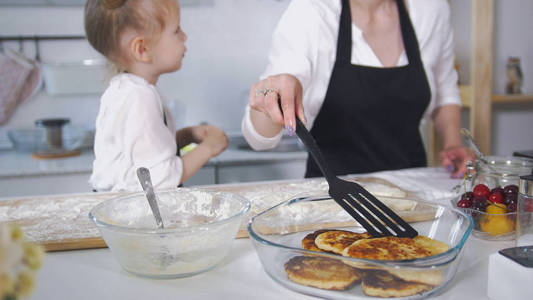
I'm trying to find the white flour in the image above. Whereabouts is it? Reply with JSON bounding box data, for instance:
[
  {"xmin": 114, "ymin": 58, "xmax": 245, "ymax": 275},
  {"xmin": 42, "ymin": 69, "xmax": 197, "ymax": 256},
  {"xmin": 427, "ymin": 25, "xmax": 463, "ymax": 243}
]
[{"xmin": 0, "ymin": 177, "xmax": 408, "ymax": 244}]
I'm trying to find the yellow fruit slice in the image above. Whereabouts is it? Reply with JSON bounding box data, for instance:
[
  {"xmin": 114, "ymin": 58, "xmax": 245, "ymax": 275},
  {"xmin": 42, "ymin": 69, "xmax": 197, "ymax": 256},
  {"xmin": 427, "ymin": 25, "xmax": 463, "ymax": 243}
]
[
  {"xmin": 480, "ymin": 203, "xmax": 515, "ymax": 235},
  {"xmin": 486, "ymin": 203, "xmax": 506, "ymax": 215}
]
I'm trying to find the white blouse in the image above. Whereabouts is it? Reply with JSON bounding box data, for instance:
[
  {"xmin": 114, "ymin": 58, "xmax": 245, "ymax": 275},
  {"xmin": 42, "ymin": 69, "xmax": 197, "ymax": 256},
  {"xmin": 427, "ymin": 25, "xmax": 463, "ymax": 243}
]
[
  {"xmin": 242, "ymin": 0, "xmax": 461, "ymax": 150},
  {"xmin": 90, "ymin": 73, "xmax": 182, "ymax": 192}
]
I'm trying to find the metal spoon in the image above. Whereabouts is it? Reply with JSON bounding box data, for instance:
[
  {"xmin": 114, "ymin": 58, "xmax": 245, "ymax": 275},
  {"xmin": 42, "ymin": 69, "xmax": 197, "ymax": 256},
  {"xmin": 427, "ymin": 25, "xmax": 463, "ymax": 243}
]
[
  {"xmin": 137, "ymin": 167, "xmax": 165, "ymax": 229},
  {"xmin": 460, "ymin": 128, "xmax": 490, "ymax": 165}
]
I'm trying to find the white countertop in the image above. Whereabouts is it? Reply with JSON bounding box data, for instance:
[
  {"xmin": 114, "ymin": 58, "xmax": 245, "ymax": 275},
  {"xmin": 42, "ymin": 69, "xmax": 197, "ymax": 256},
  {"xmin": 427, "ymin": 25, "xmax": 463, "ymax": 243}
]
[
  {"xmin": 25, "ymin": 168, "xmax": 516, "ymax": 300},
  {"xmin": 0, "ymin": 146, "xmax": 307, "ymax": 178}
]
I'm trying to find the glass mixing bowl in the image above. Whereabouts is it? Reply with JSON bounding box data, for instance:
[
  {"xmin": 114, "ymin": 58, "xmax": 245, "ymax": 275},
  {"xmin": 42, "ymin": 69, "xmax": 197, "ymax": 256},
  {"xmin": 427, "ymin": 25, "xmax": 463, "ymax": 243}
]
[
  {"xmin": 89, "ymin": 189, "xmax": 250, "ymax": 279},
  {"xmin": 7, "ymin": 125, "xmax": 90, "ymax": 152},
  {"xmin": 248, "ymin": 192, "xmax": 472, "ymax": 299}
]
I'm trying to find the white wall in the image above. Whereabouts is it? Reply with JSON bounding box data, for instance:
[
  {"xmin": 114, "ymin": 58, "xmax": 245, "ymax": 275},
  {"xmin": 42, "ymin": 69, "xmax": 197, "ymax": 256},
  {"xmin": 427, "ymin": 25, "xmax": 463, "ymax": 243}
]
[
  {"xmin": 450, "ymin": 0, "xmax": 533, "ymax": 156},
  {"xmin": 0, "ymin": 0, "xmax": 290, "ymax": 135},
  {"xmin": 1, "ymin": 0, "xmax": 532, "ymax": 156}
]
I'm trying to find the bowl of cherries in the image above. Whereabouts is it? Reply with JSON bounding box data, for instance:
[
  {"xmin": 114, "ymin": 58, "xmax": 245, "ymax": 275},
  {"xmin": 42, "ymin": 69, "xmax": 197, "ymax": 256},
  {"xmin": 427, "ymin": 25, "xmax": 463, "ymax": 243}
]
[{"xmin": 452, "ymin": 184, "xmax": 518, "ymax": 240}]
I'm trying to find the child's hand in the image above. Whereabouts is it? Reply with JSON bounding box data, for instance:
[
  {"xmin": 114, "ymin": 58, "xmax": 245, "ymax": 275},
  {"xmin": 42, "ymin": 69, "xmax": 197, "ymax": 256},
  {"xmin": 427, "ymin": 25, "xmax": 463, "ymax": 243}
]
[
  {"xmin": 190, "ymin": 125, "xmax": 209, "ymax": 143},
  {"xmin": 200, "ymin": 125, "xmax": 228, "ymax": 157}
]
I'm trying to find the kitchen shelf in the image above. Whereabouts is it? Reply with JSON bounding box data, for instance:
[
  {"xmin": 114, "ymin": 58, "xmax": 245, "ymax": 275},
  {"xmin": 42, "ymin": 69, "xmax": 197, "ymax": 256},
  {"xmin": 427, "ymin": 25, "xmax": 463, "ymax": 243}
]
[
  {"xmin": 459, "ymin": 85, "xmax": 533, "ymax": 108},
  {"xmin": 492, "ymin": 93, "xmax": 533, "ymax": 104}
]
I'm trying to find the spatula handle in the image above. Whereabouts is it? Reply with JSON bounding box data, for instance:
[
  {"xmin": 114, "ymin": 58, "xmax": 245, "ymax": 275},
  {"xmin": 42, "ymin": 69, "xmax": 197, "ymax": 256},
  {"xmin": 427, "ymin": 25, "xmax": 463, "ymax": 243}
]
[
  {"xmin": 294, "ymin": 118, "xmax": 336, "ymax": 182},
  {"xmin": 276, "ymin": 99, "xmax": 336, "ymax": 181}
]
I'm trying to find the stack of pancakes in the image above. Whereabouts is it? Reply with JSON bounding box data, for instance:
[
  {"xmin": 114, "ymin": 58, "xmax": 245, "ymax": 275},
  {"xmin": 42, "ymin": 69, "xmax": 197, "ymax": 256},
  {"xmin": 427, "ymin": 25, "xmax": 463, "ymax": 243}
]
[{"xmin": 284, "ymin": 229, "xmax": 449, "ymax": 297}]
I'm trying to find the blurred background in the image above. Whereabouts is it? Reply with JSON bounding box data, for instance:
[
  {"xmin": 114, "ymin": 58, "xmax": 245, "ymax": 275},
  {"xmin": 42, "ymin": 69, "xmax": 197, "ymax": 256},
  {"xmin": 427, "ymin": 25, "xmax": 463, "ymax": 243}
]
[{"xmin": 0, "ymin": 0, "xmax": 532, "ymax": 197}]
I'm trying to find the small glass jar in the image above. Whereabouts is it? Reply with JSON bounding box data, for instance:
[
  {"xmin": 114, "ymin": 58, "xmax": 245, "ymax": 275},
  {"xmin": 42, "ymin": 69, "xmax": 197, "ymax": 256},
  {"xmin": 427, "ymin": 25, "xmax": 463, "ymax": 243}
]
[
  {"xmin": 465, "ymin": 156, "xmax": 533, "ymax": 191},
  {"xmin": 457, "ymin": 156, "xmax": 533, "ymax": 240},
  {"xmin": 517, "ymin": 173, "xmax": 533, "ymax": 246}
]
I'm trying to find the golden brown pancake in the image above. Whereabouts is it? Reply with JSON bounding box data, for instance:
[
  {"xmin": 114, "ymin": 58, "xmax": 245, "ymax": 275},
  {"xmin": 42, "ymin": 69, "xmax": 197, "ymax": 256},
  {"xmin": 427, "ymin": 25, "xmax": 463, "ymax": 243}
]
[
  {"xmin": 387, "ymin": 268, "xmax": 444, "ymax": 287},
  {"xmin": 314, "ymin": 230, "xmax": 372, "ymax": 254},
  {"xmin": 284, "ymin": 256, "xmax": 362, "ymax": 290},
  {"xmin": 302, "ymin": 229, "xmax": 331, "ymax": 252},
  {"xmin": 342, "ymin": 236, "xmax": 432, "ymax": 261},
  {"xmin": 341, "ymin": 235, "xmax": 447, "ymax": 286},
  {"xmin": 361, "ymin": 270, "xmax": 433, "ymax": 298},
  {"xmin": 413, "ymin": 235, "xmax": 449, "ymax": 256}
]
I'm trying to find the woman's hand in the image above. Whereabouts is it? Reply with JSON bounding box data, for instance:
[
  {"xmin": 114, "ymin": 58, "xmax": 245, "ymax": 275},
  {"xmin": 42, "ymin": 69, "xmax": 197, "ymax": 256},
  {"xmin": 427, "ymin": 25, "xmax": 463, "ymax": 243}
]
[
  {"xmin": 439, "ymin": 146, "xmax": 475, "ymax": 179},
  {"xmin": 432, "ymin": 105, "xmax": 475, "ymax": 178},
  {"xmin": 249, "ymin": 74, "xmax": 305, "ymax": 136}
]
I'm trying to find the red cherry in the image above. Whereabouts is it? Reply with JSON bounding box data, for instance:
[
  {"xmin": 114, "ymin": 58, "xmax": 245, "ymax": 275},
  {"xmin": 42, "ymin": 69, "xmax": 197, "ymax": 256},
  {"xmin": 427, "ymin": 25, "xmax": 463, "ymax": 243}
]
[
  {"xmin": 488, "ymin": 193, "xmax": 503, "ymax": 204},
  {"xmin": 473, "ymin": 184, "xmax": 491, "ymax": 198},
  {"xmin": 457, "ymin": 199, "xmax": 473, "ymax": 208},
  {"xmin": 507, "ymin": 202, "xmax": 517, "ymax": 213},
  {"xmin": 461, "ymin": 192, "xmax": 475, "ymax": 202},
  {"xmin": 503, "ymin": 193, "xmax": 517, "ymax": 205},
  {"xmin": 504, "ymin": 184, "xmax": 519, "ymax": 195},
  {"xmin": 491, "ymin": 187, "xmax": 504, "ymax": 196},
  {"xmin": 472, "ymin": 196, "xmax": 488, "ymax": 212}
]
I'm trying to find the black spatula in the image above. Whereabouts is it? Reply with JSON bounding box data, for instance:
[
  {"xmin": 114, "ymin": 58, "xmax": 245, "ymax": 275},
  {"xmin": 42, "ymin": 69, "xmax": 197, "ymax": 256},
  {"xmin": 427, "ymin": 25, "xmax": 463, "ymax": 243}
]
[{"xmin": 293, "ymin": 117, "xmax": 418, "ymax": 238}]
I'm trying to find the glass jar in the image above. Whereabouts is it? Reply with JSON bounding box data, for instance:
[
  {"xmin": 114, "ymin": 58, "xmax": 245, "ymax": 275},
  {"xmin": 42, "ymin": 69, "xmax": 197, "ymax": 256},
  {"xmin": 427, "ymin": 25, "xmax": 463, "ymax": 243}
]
[
  {"xmin": 517, "ymin": 173, "xmax": 533, "ymax": 246},
  {"xmin": 465, "ymin": 156, "xmax": 533, "ymax": 191},
  {"xmin": 456, "ymin": 156, "xmax": 533, "ymax": 240}
]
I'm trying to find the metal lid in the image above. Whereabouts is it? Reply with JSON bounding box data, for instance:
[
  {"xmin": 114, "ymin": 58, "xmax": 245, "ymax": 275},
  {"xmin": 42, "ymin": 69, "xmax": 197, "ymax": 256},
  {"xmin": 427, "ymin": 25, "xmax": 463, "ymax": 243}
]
[
  {"xmin": 519, "ymin": 170, "xmax": 533, "ymax": 196},
  {"xmin": 35, "ymin": 118, "xmax": 70, "ymax": 128}
]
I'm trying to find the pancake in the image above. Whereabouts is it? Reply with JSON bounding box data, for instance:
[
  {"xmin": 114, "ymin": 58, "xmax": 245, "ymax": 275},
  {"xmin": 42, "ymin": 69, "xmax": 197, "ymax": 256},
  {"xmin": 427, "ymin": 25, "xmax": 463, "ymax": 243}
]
[
  {"xmin": 284, "ymin": 256, "xmax": 362, "ymax": 290},
  {"xmin": 413, "ymin": 235, "xmax": 449, "ymax": 256},
  {"xmin": 314, "ymin": 230, "xmax": 372, "ymax": 255},
  {"xmin": 361, "ymin": 270, "xmax": 433, "ymax": 298},
  {"xmin": 387, "ymin": 268, "xmax": 444, "ymax": 287},
  {"xmin": 302, "ymin": 229, "xmax": 331, "ymax": 252},
  {"xmin": 342, "ymin": 236, "xmax": 432, "ymax": 261},
  {"xmin": 342, "ymin": 235, "xmax": 446, "ymax": 285}
]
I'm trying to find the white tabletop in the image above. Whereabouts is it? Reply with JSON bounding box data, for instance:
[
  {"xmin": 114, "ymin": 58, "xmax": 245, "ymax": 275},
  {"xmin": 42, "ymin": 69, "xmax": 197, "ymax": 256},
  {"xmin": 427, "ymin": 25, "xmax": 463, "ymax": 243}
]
[{"xmin": 27, "ymin": 168, "xmax": 515, "ymax": 300}]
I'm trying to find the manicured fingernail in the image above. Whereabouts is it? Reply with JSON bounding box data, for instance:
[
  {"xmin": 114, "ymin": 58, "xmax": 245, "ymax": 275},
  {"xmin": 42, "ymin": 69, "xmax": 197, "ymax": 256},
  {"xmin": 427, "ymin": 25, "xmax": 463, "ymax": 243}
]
[
  {"xmin": 447, "ymin": 165, "xmax": 454, "ymax": 172},
  {"xmin": 288, "ymin": 125, "xmax": 294, "ymax": 136}
]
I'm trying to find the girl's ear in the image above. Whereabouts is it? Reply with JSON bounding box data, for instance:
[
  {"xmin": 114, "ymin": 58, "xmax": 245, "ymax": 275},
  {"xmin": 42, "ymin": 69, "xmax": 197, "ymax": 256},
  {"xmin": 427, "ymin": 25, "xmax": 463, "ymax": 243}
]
[{"xmin": 130, "ymin": 36, "xmax": 152, "ymax": 63}]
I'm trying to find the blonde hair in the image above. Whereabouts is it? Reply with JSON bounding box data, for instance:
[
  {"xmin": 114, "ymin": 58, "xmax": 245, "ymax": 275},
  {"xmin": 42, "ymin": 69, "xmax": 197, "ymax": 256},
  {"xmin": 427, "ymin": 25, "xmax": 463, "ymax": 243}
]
[{"xmin": 84, "ymin": 0, "xmax": 178, "ymax": 67}]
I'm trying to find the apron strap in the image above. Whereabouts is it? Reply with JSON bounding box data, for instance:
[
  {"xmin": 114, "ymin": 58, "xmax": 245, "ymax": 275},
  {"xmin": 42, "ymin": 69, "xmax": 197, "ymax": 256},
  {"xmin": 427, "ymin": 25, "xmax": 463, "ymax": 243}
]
[
  {"xmin": 336, "ymin": 0, "xmax": 423, "ymax": 67},
  {"xmin": 396, "ymin": 0, "xmax": 423, "ymax": 67},
  {"xmin": 335, "ymin": 0, "xmax": 352, "ymax": 66}
]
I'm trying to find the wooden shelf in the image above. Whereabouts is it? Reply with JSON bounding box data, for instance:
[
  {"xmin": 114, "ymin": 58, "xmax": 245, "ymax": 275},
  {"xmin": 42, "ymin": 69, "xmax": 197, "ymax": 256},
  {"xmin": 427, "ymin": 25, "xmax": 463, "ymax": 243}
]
[
  {"xmin": 492, "ymin": 93, "xmax": 533, "ymax": 104},
  {"xmin": 459, "ymin": 85, "xmax": 533, "ymax": 108}
]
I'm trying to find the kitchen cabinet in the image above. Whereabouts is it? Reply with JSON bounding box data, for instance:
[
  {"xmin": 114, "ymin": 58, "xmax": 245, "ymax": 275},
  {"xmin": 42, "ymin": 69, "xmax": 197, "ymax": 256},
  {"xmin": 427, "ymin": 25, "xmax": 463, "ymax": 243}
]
[
  {"xmin": 216, "ymin": 160, "xmax": 306, "ymax": 184},
  {"xmin": 182, "ymin": 165, "xmax": 216, "ymax": 187},
  {"xmin": 0, "ymin": 149, "xmax": 308, "ymax": 198},
  {"xmin": 0, "ymin": 173, "xmax": 92, "ymax": 198}
]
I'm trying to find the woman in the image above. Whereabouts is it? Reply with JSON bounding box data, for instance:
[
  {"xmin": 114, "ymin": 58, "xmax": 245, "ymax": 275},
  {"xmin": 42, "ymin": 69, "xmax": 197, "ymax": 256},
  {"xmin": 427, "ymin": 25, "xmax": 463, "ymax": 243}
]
[{"xmin": 242, "ymin": 0, "xmax": 473, "ymax": 178}]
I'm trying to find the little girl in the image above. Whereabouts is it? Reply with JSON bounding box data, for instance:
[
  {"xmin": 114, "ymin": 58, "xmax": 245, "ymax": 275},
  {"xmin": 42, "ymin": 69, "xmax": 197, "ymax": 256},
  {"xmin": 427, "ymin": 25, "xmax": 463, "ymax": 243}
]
[{"xmin": 85, "ymin": 0, "xmax": 228, "ymax": 191}]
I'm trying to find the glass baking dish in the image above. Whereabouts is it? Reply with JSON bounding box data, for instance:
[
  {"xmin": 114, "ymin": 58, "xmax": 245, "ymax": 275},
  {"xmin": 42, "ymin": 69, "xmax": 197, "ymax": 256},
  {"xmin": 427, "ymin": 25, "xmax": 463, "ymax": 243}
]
[{"xmin": 248, "ymin": 192, "xmax": 472, "ymax": 299}]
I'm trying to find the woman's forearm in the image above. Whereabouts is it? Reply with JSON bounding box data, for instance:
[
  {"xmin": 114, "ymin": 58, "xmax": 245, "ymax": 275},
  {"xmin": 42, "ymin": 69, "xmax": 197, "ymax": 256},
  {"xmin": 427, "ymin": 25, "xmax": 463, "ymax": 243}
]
[
  {"xmin": 432, "ymin": 104, "xmax": 462, "ymax": 149},
  {"xmin": 250, "ymin": 109, "xmax": 283, "ymax": 138}
]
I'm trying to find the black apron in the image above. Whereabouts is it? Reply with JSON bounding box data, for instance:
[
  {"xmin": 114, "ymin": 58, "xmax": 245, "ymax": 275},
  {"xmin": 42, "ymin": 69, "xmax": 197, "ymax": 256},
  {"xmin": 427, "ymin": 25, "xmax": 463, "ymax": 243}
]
[{"xmin": 305, "ymin": 0, "xmax": 431, "ymax": 178}]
